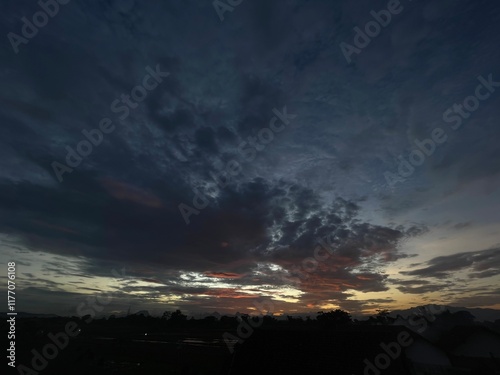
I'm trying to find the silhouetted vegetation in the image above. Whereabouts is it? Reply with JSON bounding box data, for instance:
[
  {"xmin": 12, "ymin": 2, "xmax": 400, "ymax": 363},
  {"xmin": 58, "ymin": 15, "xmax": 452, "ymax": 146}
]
[
  {"xmin": 316, "ymin": 309, "xmax": 352, "ymax": 326},
  {"xmin": 5, "ymin": 307, "xmax": 500, "ymax": 374}
]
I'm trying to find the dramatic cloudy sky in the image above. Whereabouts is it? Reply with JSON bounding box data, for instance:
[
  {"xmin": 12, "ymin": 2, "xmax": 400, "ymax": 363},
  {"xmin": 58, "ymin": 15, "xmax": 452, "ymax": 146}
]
[{"xmin": 1, "ymin": 0, "xmax": 499, "ymax": 317}]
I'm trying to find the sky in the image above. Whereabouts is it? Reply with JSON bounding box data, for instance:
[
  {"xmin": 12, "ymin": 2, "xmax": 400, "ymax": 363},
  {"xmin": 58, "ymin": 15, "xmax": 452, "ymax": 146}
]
[{"xmin": 0, "ymin": 0, "xmax": 499, "ymax": 317}]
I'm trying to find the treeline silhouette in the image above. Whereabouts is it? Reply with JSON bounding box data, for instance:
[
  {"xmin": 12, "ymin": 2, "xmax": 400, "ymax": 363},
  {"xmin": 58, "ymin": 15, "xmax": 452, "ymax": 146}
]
[
  {"xmin": 11, "ymin": 307, "xmax": 499, "ymax": 344},
  {"xmin": 63, "ymin": 308, "xmax": 499, "ymax": 331}
]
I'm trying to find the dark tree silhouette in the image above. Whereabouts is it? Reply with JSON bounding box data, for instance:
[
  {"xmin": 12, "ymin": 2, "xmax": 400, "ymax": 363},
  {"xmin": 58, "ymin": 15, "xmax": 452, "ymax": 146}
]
[
  {"xmin": 169, "ymin": 309, "xmax": 187, "ymax": 323},
  {"xmin": 317, "ymin": 309, "xmax": 352, "ymax": 326},
  {"xmin": 370, "ymin": 309, "xmax": 394, "ymax": 325}
]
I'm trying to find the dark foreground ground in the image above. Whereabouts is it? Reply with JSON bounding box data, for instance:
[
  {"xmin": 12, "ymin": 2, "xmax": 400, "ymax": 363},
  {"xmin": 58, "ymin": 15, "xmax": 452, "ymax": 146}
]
[
  {"xmin": 11, "ymin": 324, "xmax": 233, "ymax": 374},
  {"xmin": 40, "ymin": 334, "xmax": 231, "ymax": 374},
  {"xmin": 6, "ymin": 312, "xmax": 500, "ymax": 374}
]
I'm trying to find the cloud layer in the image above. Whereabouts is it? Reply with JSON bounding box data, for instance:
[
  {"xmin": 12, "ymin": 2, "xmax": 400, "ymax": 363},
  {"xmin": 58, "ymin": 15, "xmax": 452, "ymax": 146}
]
[{"xmin": 1, "ymin": 0, "xmax": 499, "ymax": 315}]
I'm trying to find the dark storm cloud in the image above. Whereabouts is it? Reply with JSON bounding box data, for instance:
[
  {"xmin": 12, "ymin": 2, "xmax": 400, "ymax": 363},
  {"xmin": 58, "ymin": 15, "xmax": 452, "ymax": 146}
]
[
  {"xmin": 388, "ymin": 277, "xmax": 455, "ymax": 295},
  {"xmin": 2, "ymin": 0, "xmax": 499, "ymax": 201},
  {"xmin": 1, "ymin": 0, "xmax": 500, "ymax": 313},
  {"xmin": 0, "ymin": 169, "xmax": 420, "ymax": 308},
  {"xmin": 401, "ymin": 247, "xmax": 500, "ymax": 279},
  {"xmin": 396, "ymin": 283, "xmax": 450, "ymax": 295}
]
